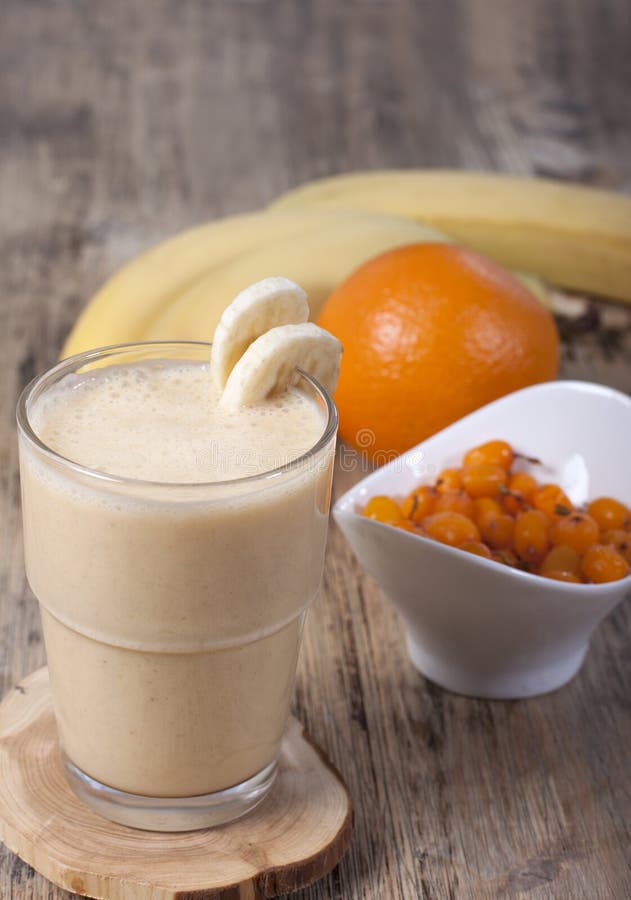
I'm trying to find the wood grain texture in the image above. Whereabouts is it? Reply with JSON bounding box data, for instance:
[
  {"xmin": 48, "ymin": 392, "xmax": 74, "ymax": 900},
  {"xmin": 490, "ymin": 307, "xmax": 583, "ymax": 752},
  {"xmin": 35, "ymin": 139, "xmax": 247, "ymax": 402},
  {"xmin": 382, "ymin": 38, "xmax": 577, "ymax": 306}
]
[
  {"xmin": 1, "ymin": 1, "xmax": 630, "ymax": 898},
  {"xmin": 0, "ymin": 669, "xmax": 352, "ymax": 900}
]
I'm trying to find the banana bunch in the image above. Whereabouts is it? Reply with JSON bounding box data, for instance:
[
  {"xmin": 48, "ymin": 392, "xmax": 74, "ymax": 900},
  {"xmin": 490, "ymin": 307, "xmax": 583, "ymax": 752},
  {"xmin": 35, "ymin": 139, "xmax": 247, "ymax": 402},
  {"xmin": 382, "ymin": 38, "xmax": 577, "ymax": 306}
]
[
  {"xmin": 62, "ymin": 209, "xmax": 445, "ymax": 357},
  {"xmin": 271, "ymin": 170, "xmax": 631, "ymax": 303},
  {"xmin": 62, "ymin": 171, "xmax": 631, "ymax": 358}
]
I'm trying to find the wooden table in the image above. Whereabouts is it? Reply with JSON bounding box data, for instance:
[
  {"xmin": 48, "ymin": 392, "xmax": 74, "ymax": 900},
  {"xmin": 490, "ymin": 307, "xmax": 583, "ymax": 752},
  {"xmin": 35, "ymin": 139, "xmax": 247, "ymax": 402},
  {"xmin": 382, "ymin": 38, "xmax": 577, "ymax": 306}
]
[{"xmin": 1, "ymin": 2, "xmax": 630, "ymax": 897}]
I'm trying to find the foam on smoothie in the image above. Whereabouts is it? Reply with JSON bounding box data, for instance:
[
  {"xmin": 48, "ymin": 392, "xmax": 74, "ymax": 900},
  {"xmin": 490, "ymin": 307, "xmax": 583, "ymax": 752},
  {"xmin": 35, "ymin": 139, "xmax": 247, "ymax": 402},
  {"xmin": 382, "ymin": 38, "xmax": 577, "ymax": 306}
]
[{"xmin": 30, "ymin": 361, "xmax": 325, "ymax": 483}]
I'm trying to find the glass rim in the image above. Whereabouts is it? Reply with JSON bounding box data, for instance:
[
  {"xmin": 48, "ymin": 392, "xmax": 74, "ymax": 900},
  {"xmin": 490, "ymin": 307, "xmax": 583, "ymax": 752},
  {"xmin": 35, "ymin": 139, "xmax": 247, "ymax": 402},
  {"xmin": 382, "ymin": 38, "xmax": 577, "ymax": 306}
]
[{"xmin": 16, "ymin": 340, "xmax": 338, "ymax": 491}]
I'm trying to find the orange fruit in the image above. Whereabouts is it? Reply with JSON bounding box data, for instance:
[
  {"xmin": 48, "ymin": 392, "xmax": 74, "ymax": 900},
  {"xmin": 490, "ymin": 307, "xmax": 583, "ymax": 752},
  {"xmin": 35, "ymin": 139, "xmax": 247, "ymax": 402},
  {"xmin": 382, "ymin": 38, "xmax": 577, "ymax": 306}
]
[{"xmin": 318, "ymin": 244, "xmax": 559, "ymax": 461}]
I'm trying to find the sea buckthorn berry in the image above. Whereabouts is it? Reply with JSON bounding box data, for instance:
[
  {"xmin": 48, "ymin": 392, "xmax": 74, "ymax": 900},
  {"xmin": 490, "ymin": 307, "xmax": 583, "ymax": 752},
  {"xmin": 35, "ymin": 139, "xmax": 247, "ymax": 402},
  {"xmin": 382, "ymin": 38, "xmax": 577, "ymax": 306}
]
[
  {"xmin": 492, "ymin": 549, "xmax": 519, "ymax": 567},
  {"xmin": 363, "ymin": 496, "xmax": 403, "ymax": 525},
  {"xmin": 501, "ymin": 492, "xmax": 524, "ymax": 516},
  {"xmin": 435, "ymin": 468, "xmax": 462, "ymax": 493},
  {"xmin": 509, "ymin": 471, "xmax": 539, "ymax": 499},
  {"xmin": 542, "ymin": 571, "xmax": 582, "ymax": 584},
  {"xmin": 397, "ymin": 520, "xmax": 423, "ymax": 535},
  {"xmin": 401, "ymin": 485, "xmax": 436, "ymax": 523},
  {"xmin": 459, "ymin": 540, "xmax": 493, "ymax": 559},
  {"xmin": 514, "ymin": 509, "xmax": 550, "ymax": 564},
  {"xmin": 502, "ymin": 471, "xmax": 539, "ymax": 515},
  {"xmin": 424, "ymin": 511, "xmax": 480, "ymax": 547},
  {"xmin": 479, "ymin": 513, "xmax": 515, "ymax": 550},
  {"xmin": 463, "ymin": 440, "xmax": 514, "ymax": 471},
  {"xmin": 434, "ymin": 490, "xmax": 476, "ymax": 519},
  {"xmin": 532, "ymin": 484, "xmax": 572, "ymax": 518},
  {"xmin": 540, "ymin": 544, "xmax": 581, "ymax": 576},
  {"xmin": 550, "ymin": 511, "xmax": 600, "ymax": 554},
  {"xmin": 462, "ymin": 463, "xmax": 508, "ymax": 499},
  {"xmin": 473, "ymin": 497, "xmax": 503, "ymax": 526},
  {"xmin": 601, "ymin": 530, "xmax": 631, "ymax": 564},
  {"xmin": 587, "ymin": 497, "xmax": 631, "ymax": 532},
  {"xmin": 581, "ymin": 544, "xmax": 630, "ymax": 584}
]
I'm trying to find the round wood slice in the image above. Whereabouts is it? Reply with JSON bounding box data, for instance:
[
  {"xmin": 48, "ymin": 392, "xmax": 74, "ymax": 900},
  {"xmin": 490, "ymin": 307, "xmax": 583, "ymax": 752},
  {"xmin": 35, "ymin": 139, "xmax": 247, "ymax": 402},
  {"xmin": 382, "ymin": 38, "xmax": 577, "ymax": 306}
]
[{"xmin": 0, "ymin": 668, "xmax": 352, "ymax": 899}]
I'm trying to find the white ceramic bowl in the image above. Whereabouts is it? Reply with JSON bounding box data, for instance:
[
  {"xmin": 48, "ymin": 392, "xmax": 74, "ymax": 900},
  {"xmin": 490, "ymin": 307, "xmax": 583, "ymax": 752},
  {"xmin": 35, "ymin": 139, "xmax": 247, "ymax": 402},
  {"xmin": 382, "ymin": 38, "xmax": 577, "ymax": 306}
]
[{"xmin": 334, "ymin": 381, "xmax": 631, "ymax": 699}]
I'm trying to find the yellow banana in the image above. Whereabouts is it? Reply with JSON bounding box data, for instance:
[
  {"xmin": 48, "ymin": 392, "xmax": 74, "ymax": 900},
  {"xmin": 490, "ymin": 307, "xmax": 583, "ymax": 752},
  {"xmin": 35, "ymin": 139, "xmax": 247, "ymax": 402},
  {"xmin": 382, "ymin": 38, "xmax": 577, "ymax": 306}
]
[
  {"xmin": 63, "ymin": 212, "xmax": 256, "ymax": 357},
  {"xmin": 62, "ymin": 209, "xmax": 444, "ymax": 358},
  {"xmin": 270, "ymin": 170, "xmax": 631, "ymax": 302},
  {"xmin": 142, "ymin": 213, "xmax": 448, "ymax": 341}
]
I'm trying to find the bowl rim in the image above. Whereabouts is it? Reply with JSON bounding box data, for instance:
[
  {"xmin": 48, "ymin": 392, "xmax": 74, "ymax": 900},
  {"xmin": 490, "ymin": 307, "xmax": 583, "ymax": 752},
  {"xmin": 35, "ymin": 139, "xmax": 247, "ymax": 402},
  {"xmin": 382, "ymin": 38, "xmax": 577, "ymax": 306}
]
[{"xmin": 333, "ymin": 380, "xmax": 631, "ymax": 595}]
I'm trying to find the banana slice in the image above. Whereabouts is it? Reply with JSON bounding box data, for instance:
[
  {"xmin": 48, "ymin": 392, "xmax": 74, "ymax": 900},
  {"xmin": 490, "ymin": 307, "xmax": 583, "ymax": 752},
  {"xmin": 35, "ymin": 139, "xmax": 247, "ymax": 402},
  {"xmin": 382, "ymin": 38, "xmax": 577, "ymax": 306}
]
[
  {"xmin": 210, "ymin": 277, "xmax": 309, "ymax": 389},
  {"xmin": 220, "ymin": 322, "xmax": 342, "ymax": 410}
]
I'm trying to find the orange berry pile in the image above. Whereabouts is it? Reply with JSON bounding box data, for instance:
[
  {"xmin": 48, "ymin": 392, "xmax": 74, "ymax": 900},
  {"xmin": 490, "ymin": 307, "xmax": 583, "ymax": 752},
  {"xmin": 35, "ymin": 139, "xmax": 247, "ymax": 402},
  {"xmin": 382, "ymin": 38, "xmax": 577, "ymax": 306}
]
[{"xmin": 361, "ymin": 440, "xmax": 631, "ymax": 584}]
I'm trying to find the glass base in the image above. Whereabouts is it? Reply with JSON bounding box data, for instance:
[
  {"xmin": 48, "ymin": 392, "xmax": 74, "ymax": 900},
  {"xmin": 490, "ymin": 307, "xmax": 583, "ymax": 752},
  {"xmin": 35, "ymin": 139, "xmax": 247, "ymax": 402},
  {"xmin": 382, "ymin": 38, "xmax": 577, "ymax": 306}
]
[{"xmin": 63, "ymin": 755, "xmax": 278, "ymax": 832}]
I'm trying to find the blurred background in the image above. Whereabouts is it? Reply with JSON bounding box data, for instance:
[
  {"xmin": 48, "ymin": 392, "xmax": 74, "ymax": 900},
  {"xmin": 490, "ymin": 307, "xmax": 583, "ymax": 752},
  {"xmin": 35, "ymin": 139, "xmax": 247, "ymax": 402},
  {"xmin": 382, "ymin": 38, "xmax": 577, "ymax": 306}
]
[{"xmin": 2, "ymin": 0, "xmax": 629, "ymax": 367}]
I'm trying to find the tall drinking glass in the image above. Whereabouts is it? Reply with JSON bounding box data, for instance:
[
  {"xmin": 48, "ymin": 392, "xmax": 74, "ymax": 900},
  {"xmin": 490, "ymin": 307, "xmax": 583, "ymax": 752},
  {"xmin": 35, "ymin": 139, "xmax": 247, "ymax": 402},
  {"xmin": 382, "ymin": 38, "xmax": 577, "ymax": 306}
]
[{"xmin": 17, "ymin": 342, "xmax": 337, "ymax": 830}]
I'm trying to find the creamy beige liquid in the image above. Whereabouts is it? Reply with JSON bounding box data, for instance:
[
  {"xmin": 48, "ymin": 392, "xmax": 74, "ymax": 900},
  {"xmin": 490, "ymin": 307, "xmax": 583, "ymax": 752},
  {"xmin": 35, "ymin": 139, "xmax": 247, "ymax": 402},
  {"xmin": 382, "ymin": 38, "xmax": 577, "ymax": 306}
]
[{"xmin": 20, "ymin": 360, "xmax": 334, "ymax": 797}]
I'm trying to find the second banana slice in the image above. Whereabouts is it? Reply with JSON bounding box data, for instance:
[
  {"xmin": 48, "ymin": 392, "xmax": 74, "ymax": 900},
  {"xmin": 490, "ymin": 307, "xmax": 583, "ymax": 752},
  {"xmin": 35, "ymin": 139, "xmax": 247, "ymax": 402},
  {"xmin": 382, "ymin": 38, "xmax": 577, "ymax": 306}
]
[{"xmin": 219, "ymin": 321, "xmax": 342, "ymax": 410}]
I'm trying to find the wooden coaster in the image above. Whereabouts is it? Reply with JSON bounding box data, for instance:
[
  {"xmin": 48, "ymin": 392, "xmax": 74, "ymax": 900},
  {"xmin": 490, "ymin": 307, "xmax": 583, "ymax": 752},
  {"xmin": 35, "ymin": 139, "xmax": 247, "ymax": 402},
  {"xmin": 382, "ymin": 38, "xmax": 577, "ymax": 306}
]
[{"xmin": 0, "ymin": 668, "xmax": 352, "ymax": 899}]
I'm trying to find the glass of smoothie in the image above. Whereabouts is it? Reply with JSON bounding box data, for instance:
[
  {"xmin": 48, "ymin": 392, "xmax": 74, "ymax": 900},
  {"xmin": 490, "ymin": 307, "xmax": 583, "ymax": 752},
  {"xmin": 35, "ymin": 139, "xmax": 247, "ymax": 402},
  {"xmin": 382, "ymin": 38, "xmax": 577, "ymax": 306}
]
[{"xmin": 17, "ymin": 332, "xmax": 337, "ymax": 830}]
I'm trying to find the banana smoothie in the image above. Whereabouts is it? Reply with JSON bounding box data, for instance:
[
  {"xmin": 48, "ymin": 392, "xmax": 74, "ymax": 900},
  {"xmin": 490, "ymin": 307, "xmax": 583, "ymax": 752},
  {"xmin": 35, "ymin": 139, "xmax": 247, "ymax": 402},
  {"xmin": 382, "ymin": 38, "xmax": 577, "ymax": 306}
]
[{"xmin": 18, "ymin": 279, "xmax": 341, "ymax": 828}]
